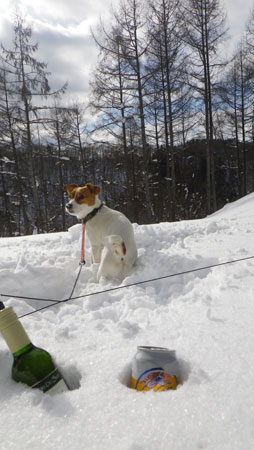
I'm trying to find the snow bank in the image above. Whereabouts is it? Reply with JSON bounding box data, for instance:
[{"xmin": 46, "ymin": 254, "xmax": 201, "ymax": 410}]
[{"xmin": 0, "ymin": 194, "xmax": 254, "ymax": 450}]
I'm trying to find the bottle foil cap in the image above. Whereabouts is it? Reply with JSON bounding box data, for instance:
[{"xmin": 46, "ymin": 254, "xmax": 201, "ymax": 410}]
[{"xmin": 0, "ymin": 307, "xmax": 30, "ymax": 354}]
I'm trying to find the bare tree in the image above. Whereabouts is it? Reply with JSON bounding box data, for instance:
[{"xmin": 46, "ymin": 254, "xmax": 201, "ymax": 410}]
[
  {"xmin": 217, "ymin": 62, "xmax": 242, "ymax": 195},
  {"xmin": 91, "ymin": 1, "xmax": 155, "ymax": 222},
  {"xmin": 109, "ymin": 0, "xmax": 154, "ymax": 221},
  {"xmin": 180, "ymin": 0, "xmax": 227, "ymax": 213},
  {"xmin": 0, "ymin": 66, "xmax": 30, "ymax": 233},
  {"xmin": 67, "ymin": 103, "xmax": 88, "ymax": 177},
  {"xmin": 90, "ymin": 24, "xmax": 135, "ymax": 210},
  {"xmin": 1, "ymin": 15, "xmax": 66, "ymax": 232},
  {"xmin": 244, "ymin": 8, "xmax": 254, "ymax": 191},
  {"xmin": 148, "ymin": 0, "xmax": 188, "ymax": 220}
]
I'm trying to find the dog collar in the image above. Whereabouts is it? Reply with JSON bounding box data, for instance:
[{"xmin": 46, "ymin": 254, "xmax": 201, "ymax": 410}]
[{"xmin": 81, "ymin": 202, "xmax": 104, "ymax": 224}]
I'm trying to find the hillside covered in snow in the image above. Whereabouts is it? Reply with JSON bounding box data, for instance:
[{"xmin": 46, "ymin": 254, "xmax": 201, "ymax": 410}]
[{"xmin": 0, "ymin": 194, "xmax": 254, "ymax": 450}]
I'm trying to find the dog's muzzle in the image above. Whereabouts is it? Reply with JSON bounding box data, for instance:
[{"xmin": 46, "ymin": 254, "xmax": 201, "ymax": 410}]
[{"xmin": 65, "ymin": 203, "xmax": 73, "ymax": 212}]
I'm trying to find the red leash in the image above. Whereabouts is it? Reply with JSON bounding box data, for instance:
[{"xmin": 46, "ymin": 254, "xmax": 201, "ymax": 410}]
[
  {"xmin": 79, "ymin": 203, "xmax": 104, "ymax": 265},
  {"xmin": 80, "ymin": 222, "xmax": 86, "ymax": 265}
]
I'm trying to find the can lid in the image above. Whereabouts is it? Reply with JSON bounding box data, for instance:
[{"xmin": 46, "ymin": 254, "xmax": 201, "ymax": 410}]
[{"xmin": 137, "ymin": 346, "xmax": 175, "ymax": 353}]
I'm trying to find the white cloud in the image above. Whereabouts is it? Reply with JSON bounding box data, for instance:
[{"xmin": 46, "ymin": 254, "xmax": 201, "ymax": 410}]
[
  {"xmin": 223, "ymin": 0, "xmax": 253, "ymax": 35},
  {"xmin": 221, "ymin": 0, "xmax": 253, "ymax": 58},
  {"xmin": 0, "ymin": 0, "xmax": 108, "ymax": 101}
]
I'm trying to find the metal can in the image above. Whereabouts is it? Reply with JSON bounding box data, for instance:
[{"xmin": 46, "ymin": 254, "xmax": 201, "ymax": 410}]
[{"xmin": 131, "ymin": 346, "xmax": 180, "ymax": 392}]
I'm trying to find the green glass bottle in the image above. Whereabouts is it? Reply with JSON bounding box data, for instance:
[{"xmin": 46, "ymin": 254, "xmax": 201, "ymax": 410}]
[{"xmin": 0, "ymin": 305, "xmax": 69, "ymax": 395}]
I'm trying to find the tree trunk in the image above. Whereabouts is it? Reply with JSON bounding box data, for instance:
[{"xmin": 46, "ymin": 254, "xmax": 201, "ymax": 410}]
[
  {"xmin": 56, "ymin": 121, "xmax": 66, "ymax": 230},
  {"xmin": 2, "ymin": 71, "xmax": 30, "ymax": 234},
  {"xmin": 133, "ymin": 4, "xmax": 154, "ymax": 222},
  {"xmin": 240, "ymin": 53, "xmax": 247, "ymax": 195}
]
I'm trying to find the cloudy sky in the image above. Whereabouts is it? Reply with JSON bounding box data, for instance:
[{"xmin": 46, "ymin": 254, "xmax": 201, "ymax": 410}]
[{"xmin": 0, "ymin": 0, "xmax": 253, "ymax": 107}]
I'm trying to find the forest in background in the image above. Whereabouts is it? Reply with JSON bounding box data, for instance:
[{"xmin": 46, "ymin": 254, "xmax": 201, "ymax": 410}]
[{"xmin": 1, "ymin": 0, "xmax": 254, "ymax": 237}]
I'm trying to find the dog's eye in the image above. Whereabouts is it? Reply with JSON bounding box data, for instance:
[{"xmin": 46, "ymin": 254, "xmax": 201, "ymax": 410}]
[{"xmin": 78, "ymin": 194, "xmax": 85, "ymax": 200}]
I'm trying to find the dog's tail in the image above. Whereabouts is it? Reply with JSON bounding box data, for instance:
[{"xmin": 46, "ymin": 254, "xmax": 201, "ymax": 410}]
[{"xmin": 103, "ymin": 235, "xmax": 127, "ymax": 259}]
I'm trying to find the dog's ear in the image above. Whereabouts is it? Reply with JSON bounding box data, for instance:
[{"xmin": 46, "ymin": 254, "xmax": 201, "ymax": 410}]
[
  {"xmin": 86, "ymin": 183, "xmax": 100, "ymax": 195},
  {"xmin": 63, "ymin": 184, "xmax": 78, "ymax": 196}
]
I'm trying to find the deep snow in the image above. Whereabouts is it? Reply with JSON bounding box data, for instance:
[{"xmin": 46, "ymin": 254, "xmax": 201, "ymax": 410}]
[{"xmin": 0, "ymin": 194, "xmax": 254, "ymax": 450}]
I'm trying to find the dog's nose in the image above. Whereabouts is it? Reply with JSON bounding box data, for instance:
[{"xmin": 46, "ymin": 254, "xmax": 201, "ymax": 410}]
[{"xmin": 66, "ymin": 203, "xmax": 73, "ymax": 210}]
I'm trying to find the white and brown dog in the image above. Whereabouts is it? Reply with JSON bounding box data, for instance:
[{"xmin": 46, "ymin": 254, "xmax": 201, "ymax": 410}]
[{"xmin": 64, "ymin": 183, "xmax": 137, "ymax": 281}]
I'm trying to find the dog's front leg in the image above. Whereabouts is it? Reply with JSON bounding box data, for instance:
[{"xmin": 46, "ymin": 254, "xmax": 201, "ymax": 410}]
[{"xmin": 91, "ymin": 245, "xmax": 103, "ymax": 264}]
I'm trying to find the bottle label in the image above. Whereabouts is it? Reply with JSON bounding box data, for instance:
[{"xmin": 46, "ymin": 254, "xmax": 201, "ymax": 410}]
[
  {"xmin": 32, "ymin": 368, "xmax": 69, "ymax": 395},
  {"xmin": 131, "ymin": 367, "xmax": 178, "ymax": 391}
]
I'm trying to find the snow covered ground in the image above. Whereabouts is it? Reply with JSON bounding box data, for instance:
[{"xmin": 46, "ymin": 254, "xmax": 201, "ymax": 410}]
[{"xmin": 0, "ymin": 194, "xmax": 254, "ymax": 450}]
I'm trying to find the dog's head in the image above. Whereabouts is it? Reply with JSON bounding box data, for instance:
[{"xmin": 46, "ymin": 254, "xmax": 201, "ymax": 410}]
[{"xmin": 63, "ymin": 183, "xmax": 101, "ymax": 219}]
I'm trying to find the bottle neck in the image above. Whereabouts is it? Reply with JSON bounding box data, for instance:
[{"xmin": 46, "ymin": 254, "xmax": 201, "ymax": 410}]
[
  {"xmin": 13, "ymin": 343, "xmax": 34, "ymax": 357},
  {"xmin": 0, "ymin": 307, "xmax": 31, "ymax": 355}
]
